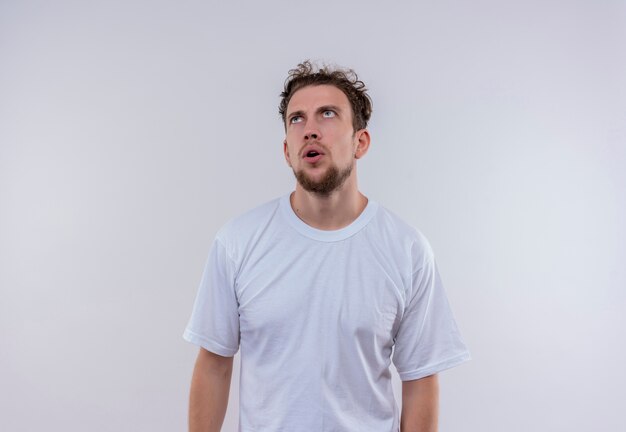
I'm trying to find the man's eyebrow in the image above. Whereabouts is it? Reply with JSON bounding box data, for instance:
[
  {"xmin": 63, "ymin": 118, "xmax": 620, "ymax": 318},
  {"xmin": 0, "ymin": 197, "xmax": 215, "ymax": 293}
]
[
  {"xmin": 317, "ymin": 105, "xmax": 342, "ymax": 114},
  {"xmin": 287, "ymin": 109, "xmax": 305, "ymax": 120},
  {"xmin": 287, "ymin": 105, "xmax": 344, "ymax": 120}
]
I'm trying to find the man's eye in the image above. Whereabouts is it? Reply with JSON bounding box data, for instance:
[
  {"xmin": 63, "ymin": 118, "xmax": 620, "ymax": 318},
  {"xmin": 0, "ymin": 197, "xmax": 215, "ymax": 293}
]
[
  {"xmin": 290, "ymin": 116, "xmax": 302, "ymax": 124},
  {"xmin": 322, "ymin": 110, "xmax": 336, "ymax": 118}
]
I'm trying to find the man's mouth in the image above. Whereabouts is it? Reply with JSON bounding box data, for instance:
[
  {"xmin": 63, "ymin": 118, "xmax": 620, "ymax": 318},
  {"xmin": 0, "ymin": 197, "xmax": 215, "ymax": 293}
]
[{"xmin": 304, "ymin": 151, "xmax": 324, "ymax": 163}]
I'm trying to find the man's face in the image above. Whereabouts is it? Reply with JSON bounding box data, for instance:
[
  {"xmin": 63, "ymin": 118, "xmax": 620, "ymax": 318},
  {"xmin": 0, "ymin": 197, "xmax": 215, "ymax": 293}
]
[{"xmin": 283, "ymin": 84, "xmax": 369, "ymax": 196}]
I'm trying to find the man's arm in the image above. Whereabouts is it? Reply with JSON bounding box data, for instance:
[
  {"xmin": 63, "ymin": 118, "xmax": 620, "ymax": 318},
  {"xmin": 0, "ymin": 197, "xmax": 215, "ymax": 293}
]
[
  {"xmin": 400, "ymin": 373, "xmax": 439, "ymax": 432},
  {"xmin": 189, "ymin": 347, "xmax": 234, "ymax": 432}
]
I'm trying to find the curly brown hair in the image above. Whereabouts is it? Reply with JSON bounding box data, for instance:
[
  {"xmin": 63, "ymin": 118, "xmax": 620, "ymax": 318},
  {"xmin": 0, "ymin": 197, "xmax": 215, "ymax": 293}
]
[{"xmin": 279, "ymin": 60, "xmax": 373, "ymax": 133}]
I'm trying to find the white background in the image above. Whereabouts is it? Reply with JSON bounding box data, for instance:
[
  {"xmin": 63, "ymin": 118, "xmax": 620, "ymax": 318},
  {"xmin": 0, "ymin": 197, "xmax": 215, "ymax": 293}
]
[{"xmin": 1, "ymin": 0, "xmax": 625, "ymax": 431}]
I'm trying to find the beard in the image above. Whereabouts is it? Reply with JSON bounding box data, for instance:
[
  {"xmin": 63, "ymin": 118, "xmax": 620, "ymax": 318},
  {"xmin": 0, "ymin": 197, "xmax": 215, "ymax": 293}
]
[{"xmin": 293, "ymin": 160, "xmax": 354, "ymax": 197}]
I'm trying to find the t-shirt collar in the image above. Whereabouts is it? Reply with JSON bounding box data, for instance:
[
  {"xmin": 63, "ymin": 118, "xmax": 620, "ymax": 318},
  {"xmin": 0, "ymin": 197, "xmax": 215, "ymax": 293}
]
[{"xmin": 279, "ymin": 191, "xmax": 379, "ymax": 242}]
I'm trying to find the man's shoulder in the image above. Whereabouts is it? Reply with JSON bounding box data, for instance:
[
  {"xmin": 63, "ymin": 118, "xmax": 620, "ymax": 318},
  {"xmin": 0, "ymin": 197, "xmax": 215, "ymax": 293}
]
[
  {"xmin": 214, "ymin": 194, "xmax": 283, "ymax": 242},
  {"xmin": 374, "ymin": 202, "xmax": 429, "ymax": 241},
  {"xmin": 372, "ymin": 202, "xmax": 435, "ymax": 265}
]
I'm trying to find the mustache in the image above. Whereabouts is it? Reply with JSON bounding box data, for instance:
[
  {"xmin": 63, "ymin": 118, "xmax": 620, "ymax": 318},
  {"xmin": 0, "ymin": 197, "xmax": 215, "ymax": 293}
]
[{"xmin": 301, "ymin": 141, "xmax": 327, "ymax": 155}]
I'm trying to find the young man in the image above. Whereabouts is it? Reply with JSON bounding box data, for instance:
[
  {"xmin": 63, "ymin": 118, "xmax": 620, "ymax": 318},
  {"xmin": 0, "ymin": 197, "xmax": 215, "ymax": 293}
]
[{"xmin": 184, "ymin": 61, "xmax": 470, "ymax": 432}]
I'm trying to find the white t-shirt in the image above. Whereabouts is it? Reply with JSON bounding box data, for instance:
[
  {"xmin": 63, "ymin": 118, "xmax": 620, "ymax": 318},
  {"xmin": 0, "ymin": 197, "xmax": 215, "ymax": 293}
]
[{"xmin": 184, "ymin": 192, "xmax": 470, "ymax": 431}]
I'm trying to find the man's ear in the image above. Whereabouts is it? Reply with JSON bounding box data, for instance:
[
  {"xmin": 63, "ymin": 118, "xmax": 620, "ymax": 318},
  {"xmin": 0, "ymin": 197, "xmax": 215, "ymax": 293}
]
[
  {"xmin": 354, "ymin": 129, "xmax": 371, "ymax": 159},
  {"xmin": 283, "ymin": 140, "xmax": 292, "ymax": 167}
]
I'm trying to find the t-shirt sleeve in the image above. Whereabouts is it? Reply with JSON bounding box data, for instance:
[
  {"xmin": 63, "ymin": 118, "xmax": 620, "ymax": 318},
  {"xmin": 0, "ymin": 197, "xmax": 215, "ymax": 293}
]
[
  {"xmin": 392, "ymin": 253, "xmax": 471, "ymax": 381},
  {"xmin": 182, "ymin": 237, "xmax": 240, "ymax": 357}
]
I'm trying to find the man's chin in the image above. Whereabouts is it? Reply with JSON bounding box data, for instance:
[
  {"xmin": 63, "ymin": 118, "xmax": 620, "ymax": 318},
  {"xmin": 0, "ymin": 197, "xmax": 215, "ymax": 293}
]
[
  {"xmin": 293, "ymin": 164, "xmax": 352, "ymax": 196},
  {"xmin": 297, "ymin": 179, "xmax": 333, "ymax": 196}
]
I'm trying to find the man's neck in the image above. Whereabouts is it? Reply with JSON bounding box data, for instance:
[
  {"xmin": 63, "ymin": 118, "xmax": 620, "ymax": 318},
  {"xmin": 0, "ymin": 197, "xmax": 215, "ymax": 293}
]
[{"xmin": 289, "ymin": 181, "xmax": 368, "ymax": 231}]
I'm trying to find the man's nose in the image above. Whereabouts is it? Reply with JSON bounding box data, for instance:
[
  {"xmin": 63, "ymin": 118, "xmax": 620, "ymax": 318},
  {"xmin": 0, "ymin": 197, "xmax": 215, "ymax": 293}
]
[{"xmin": 304, "ymin": 130, "xmax": 320, "ymax": 140}]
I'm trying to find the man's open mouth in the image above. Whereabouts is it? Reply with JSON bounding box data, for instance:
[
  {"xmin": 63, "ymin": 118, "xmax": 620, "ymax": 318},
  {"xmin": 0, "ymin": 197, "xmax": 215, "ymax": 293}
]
[{"xmin": 304, "ymin": 151, "xmax": 324, "ymax": 163}]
